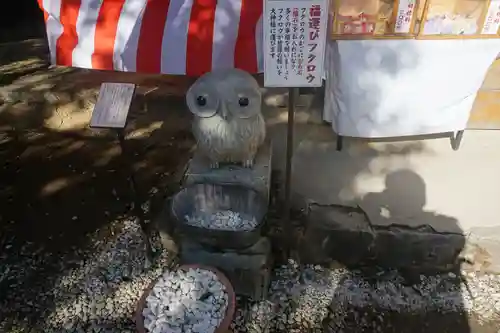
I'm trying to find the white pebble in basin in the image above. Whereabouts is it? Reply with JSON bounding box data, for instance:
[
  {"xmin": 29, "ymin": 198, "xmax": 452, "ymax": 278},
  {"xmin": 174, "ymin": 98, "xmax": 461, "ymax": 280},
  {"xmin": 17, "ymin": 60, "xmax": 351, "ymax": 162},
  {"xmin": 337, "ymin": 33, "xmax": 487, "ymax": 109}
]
[
  {"xmin": 185, "ymin": 210, "xmax": 258, "ymax": 231},
  {"xmin": 142, "ymin": 268, "xmax": 229, "ymax": 333}
]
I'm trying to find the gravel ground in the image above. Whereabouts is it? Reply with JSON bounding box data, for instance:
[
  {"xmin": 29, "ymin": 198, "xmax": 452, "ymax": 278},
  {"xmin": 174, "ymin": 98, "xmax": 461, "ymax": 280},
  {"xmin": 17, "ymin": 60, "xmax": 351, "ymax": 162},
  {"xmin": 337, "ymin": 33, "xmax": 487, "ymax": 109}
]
[
  {"xmin": 0, "ymin": 218, "xmax": 172, "ymax": 333},
  {"xmin": 1, "ymin": 217, "xmax": 499, "ymax": 333}
]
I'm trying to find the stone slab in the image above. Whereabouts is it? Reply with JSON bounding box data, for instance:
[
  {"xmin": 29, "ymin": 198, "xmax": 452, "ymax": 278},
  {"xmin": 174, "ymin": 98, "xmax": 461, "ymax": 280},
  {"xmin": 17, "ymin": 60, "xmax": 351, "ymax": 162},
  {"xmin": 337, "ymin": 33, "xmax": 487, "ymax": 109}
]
[
  {"xmin": 300, "ymin": 202, "xmax": 467, "ymax": 273},
  {"xmin": 184, "ymin": 140, "xmax": 272, "ymax": 202},
  {"xmin": 300, "ymin": 203, "xmax": 375, "ymax": 266},
  {"xmin": 373, "ymin": 226, "xmax": 465, "ymax": 272}
]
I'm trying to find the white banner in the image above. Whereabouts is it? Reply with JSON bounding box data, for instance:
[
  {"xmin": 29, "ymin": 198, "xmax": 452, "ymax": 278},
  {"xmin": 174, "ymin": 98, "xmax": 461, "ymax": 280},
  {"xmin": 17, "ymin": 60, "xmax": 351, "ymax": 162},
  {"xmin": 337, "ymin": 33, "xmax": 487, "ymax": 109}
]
[
  {"xmin": 263, "ymin": 0, "xmax": 328, "ymax": 87},
  {"xmin": 323, "ymin": 39, "xmax": 500, "ymax": 138}
]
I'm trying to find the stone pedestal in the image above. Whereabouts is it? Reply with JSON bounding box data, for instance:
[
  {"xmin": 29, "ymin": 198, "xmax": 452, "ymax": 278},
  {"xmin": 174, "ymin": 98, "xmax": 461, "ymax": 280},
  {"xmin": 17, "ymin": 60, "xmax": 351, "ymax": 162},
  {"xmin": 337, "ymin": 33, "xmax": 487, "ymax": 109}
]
[
  {"xmin": 184, "ymin": 141, "xmax": 272, "ymax": 203},
  {"xmin": 177, "ymin": 141, "xmax": 273, "ymax": 300},
  {"xmin": 180, "ymin": 237, "xmax": 272, "ymax": 300}
]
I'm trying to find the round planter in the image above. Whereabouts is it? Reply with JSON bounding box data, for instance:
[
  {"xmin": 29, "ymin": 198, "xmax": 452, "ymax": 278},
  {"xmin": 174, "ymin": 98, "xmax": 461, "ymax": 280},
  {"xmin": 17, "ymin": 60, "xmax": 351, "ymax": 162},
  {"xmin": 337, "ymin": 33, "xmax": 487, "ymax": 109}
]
[{"xmin": 135, "ymin": 264, "xmax": 235, "ymax": 333}]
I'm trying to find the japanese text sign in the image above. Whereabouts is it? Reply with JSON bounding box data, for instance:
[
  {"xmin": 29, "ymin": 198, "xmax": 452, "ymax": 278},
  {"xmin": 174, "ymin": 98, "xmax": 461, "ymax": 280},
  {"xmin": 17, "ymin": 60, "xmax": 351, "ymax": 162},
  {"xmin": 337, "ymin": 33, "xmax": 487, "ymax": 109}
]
[
  {"xmin": 263, "ymin": 0, "xmax": 329, "ymax": 87},
  {"xmin": 482, "ymin": 0, "xmax": 500, "ymax": 34},
  {"xmin": 394, "ymin": 0, "xmax": 417, "ymax": 33}
]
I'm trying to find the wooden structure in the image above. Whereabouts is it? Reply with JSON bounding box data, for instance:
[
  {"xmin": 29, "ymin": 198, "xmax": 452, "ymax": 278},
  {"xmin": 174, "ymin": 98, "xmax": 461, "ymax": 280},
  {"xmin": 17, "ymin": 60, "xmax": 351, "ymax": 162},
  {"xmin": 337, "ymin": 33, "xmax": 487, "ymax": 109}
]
[
  {"xmin": 330, "ymin": 0, "xmax": 500, "ymax": 38},
  {"xmin": 331, "ymin": 0, "xmax": 419, "ymax": 38}
]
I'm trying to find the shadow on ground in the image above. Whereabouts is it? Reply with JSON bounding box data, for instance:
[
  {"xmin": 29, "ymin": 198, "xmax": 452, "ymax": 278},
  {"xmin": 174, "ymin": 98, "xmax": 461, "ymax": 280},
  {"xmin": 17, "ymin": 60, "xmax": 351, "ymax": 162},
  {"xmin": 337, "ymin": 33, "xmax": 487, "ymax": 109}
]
[
  {"xmin": 261, "ymin": 84, "xmax": 486, "ymax": 331},
  {"xmin": 0, "ymin": 38, "xmax": 196, "ymax": 330},
  {"xmin": 0, "ymin": 30, "xmax": 492, "ymax": 332},
  {"xmin": 321, "ymin": 170, "xmax": 472, "ymax": 333}
]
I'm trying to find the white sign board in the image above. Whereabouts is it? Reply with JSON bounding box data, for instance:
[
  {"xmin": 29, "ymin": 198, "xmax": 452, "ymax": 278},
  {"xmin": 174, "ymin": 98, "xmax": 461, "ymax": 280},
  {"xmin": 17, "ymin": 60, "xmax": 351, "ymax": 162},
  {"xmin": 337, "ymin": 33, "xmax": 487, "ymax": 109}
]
[
  {"xmin": 482, "ymin": 0, "xmax": 500, "ymax": 34},
  {"xmin": 394, "ymin": 0, "xmax": 417, "ymax": 33},
  {"xmin": 263, "ymin": 0, "xmax": 329, "ymax": 87},
  {"xmin": 89, "ymin": 83, "xmax": 135, "ymax": 129}
]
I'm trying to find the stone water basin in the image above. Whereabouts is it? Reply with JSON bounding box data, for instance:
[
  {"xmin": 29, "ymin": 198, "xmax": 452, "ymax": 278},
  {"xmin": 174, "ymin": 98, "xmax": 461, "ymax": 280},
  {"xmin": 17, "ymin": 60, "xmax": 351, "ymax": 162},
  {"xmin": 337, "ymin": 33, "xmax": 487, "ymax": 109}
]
[{"xmin": 171, "ymin": 183, "xmax": 267, "ymax": 250}]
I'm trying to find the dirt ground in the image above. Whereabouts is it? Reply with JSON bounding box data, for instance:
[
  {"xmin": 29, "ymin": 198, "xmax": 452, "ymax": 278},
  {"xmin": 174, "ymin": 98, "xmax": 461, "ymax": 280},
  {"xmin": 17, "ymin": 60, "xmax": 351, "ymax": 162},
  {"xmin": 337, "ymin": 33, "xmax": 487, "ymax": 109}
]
[
  {"xmin": 1, "ymin": 27, "xmax": 499, "ymax": 332},
  {"xmin": 0, "ymin": 36, "xmax": 196, "ymax": 326}
]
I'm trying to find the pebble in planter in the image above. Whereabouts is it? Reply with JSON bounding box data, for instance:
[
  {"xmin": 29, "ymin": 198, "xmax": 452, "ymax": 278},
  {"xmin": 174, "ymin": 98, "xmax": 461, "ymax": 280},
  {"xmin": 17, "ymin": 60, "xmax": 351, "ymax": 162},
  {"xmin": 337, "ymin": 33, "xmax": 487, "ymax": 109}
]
[
  {"xmin": 141, "ymin": 267, "xmax": 231, "ymax": 333},
  {"xmin": 185, "ymin": 210, "xmax": 258, "ymax": 231}
]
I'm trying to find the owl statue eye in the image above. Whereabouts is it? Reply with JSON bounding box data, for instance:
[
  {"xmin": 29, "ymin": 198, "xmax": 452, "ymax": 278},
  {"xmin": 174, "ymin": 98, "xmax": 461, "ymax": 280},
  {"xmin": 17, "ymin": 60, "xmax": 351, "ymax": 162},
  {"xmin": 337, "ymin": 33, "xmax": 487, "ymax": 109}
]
[
  {"xmin": 196, "ymin": 96, "xmax": 207, "ymax": 106},
  {"xmin": 238, "ymin": 97, "xmax": 249, "ymax": 107}
]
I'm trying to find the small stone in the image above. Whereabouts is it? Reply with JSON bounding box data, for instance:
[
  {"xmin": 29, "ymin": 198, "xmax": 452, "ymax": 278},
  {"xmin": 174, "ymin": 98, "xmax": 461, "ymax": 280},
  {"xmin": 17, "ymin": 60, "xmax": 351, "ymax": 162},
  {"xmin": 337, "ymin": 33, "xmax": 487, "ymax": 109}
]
[{"xmin": 96, "ymin": 301, "xmax": 105, "ymax": 310}]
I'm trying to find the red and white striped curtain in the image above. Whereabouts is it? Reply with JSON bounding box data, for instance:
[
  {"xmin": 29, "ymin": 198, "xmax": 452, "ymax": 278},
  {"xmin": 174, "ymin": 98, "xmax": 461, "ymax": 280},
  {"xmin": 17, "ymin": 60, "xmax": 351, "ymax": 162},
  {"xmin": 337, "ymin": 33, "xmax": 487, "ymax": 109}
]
[{"xmin": 37, "ymin": 0, "xmax": 264, "ymax": 76}]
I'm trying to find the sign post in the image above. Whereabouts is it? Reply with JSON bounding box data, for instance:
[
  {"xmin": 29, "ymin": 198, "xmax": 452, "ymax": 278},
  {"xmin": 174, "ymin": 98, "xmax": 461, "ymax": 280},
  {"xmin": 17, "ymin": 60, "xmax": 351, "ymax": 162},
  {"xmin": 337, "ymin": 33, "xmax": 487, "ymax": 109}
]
[{"xmin": 263, "ymin": 0, "xmax": 329, "ymax": 252}]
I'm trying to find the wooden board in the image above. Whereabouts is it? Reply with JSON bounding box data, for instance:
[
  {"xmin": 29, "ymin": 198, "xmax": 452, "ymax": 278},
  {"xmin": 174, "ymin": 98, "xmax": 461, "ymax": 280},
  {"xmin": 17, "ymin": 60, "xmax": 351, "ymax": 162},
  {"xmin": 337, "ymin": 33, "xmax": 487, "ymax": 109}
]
[
  {"xmin": 468, "ymin": 90, "xmax": 500, "ymax": 129},
  {"xmin": 330, "ymin": 0, "xmax": 419, "ymax": 39},
  {"xmin": 329, "ymin": 0, "xmax": 500, "ymax": 38},
  {"xmin": 89, "ymin": 82, "xmax": 136, "ymax": 129}
]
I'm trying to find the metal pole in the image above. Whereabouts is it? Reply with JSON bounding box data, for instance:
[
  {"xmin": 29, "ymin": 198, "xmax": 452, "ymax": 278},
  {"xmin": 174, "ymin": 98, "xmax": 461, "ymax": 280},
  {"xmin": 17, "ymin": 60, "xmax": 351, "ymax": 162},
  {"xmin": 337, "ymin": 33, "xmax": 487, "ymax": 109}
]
[
  {"xmin": 451, "ymin": 130, "xmax": 464, "ymax": 151},
  {"xmin": 283, "ymin": 87, "xmax": 296, "ymax": 250}
]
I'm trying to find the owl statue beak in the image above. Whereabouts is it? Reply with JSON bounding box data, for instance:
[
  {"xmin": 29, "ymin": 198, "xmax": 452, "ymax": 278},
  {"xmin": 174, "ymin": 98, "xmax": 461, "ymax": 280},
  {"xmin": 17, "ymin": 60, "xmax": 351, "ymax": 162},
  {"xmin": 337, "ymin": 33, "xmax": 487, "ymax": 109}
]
[{"xmin": 220, "ymin": 102, "xmax": 231, "ymax": 121}]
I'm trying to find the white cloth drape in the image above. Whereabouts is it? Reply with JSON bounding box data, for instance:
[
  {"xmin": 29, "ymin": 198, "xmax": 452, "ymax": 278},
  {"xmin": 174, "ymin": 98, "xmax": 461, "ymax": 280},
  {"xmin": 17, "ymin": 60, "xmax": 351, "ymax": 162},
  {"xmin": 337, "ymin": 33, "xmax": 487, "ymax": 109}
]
[{"xmin": 323, "ymin": 39, "xmax": 500, "ymax": 138}]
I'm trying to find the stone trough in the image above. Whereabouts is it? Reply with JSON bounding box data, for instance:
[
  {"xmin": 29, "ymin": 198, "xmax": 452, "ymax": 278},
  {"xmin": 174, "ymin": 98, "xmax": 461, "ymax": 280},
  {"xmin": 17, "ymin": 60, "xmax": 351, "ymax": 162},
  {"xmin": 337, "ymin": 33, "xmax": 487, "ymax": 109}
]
[{"xmin": 171, "ymin": 183, "xmax": 268, "ymax": 250}]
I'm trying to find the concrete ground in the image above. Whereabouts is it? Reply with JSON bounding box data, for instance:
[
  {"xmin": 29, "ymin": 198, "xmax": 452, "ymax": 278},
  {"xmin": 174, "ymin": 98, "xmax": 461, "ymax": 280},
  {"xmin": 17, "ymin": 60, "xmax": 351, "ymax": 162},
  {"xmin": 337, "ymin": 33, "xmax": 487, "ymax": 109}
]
[{"xmin": 263, "ymin": 90, "xmax": 500, "ymax": 274}]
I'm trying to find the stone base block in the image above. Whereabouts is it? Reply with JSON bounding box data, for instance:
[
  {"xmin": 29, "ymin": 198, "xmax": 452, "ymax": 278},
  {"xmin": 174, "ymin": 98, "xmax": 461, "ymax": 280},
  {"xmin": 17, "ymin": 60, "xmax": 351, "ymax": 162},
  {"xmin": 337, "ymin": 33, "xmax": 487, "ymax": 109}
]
[
  {"xmin": 183, "ymin": 141, "xmax": 272, "ymax": 203},
  {"xmin": 180, "ymin": 237, "xmax": 272, "ymax": 300},
  {"xmin": 300, "ymin": 203, "xmax": 466, "ymax": 273},
  {"xmin": 300, "ymin": 203, "xmax": 374, "ymax": 266}
]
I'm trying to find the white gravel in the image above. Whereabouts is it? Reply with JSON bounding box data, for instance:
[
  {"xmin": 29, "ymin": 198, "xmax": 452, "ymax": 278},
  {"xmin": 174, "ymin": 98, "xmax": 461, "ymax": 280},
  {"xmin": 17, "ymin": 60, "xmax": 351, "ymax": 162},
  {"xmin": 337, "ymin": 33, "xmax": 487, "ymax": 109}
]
[
  {"xmin": 142, "ymin": 267, "xmax": 228, "ymax": 333},
  {"xmin": 2, "ymin": 218, "xmax": 499, "ymax": 332},
  {"xmin": 40, "ymin": 218, "xmax": 172, "ymax": 333},
  {"xmin": 185, "ymin": 210, "xmax": 258, "ymax": 231},
  {"xmin": 231, "ymin": 260, "xmax": 500, "ymax": 332}
]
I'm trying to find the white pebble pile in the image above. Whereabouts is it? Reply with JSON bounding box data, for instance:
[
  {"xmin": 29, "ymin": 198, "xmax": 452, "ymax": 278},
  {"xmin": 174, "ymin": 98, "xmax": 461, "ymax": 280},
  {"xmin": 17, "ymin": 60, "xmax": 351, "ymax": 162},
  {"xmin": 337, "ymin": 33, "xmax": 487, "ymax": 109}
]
[
  {"xmin": 185, "ymin": 210, "xmax": 258, "ymax": 231},
  {"xmin": 142, "ymin": 267, "xmax": 229, "ymax": 333}
]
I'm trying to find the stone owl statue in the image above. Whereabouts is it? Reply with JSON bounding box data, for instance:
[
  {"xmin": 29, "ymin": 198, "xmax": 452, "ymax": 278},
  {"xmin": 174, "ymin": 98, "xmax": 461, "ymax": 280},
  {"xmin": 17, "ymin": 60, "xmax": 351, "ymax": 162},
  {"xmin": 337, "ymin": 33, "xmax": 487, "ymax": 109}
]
[{"xmin": 186, "ymin": 68, "xmax": 266, "ymax": 169}]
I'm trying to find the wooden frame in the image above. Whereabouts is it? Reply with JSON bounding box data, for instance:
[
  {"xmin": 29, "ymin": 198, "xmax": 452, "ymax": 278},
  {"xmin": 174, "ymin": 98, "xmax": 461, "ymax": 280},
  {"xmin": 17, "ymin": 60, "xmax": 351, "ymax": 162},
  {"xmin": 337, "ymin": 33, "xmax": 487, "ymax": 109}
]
[
  {"xmin": 330, "ymin": 0, "xmax": 420, "ymax": 39},
  {"xmin": 481, "ymin": 0, "xmax": 500, "ymax": 35},
  {"xmin": 390, "ymin": 0, "xmax": 420, "ymax": 34},
  {"xmin": 329, "ymin": 0, "xmax": 500, "ymax": 39},
  {"xmin": 416, "ymin": 0, "xmax": 500, "ymax": 38}
]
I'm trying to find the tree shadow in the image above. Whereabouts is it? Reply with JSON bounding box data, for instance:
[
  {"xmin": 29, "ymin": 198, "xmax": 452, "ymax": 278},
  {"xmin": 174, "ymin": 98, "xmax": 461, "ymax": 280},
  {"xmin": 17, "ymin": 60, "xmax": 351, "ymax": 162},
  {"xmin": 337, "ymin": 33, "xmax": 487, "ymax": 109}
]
[{"xmin": 0, "ymin": 84, "xmax": 195, "ymax": 331}]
